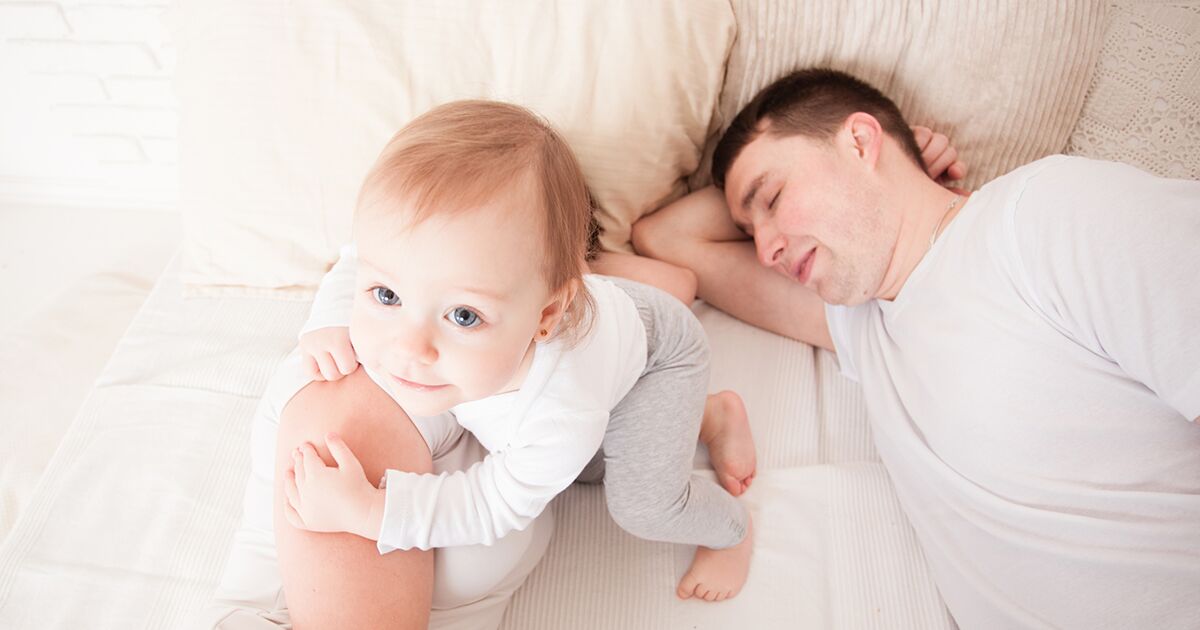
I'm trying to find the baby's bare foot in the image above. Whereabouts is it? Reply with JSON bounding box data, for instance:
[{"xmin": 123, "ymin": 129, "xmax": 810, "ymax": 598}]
[
  {"xmin": 701, "ymin": 390, "xmax": 756, "ymax": 496},
  {"xmin": 676, "ymin": 515, "xmax": 754, "ymax": 602}
]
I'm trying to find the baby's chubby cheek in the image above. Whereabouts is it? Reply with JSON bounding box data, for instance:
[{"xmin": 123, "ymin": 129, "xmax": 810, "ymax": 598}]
[{"xmin": 347, "ymin": 309, "xmax": 382, "ymax": 365}]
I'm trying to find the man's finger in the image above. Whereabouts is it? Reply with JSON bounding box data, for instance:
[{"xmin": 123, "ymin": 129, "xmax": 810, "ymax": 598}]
[
  {"xmin": 927, "ymin": 147, "xmax": 959, "ymax": 181},
  {"xmin": 325, "ymin": 433, "xmax": 363, "ymax": 476},
  {"xmin": 911, "ymin": 125, "xmax": 932, "ymax": 149},
  {"xmin": 921, "ymin": 134, "xmax": 950, "ymax": 173}
]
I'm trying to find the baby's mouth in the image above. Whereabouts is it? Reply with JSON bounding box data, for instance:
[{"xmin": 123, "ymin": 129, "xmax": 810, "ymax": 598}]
[{"xmin": 391, "ymin": 374, "xmax": 448, "ymax": 392}]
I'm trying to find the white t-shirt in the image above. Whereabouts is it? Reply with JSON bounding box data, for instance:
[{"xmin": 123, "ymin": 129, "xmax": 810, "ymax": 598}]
[
  {"xmin": 301, "ymin": 246, "xmax": 648, "ymax": 551},
  {"xmin": 826, "ymin": 156, "xmax": 1200, "ymax": 629}
]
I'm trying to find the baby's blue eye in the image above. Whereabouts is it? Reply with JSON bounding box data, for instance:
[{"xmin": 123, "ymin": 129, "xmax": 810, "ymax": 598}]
[
  {"xmin": 449, "ymin": 307, "xmax": 480, "ymax": 328},
  {"xmin": 372, "ymin": 287, "xmax": 400, "ymax": 306}
]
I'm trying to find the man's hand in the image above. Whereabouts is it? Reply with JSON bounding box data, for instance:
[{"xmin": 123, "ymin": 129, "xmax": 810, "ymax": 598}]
[
  {"xmin": 298, "ymin": 326, "xmax": 359, "ymax": 381},
  {"xmin": 283, "ymin": 433, "xmax": 385, "ymax": 541},
  {"xmin": 912, "ymin": 125, "xmax": 968, "ymax": 185}
]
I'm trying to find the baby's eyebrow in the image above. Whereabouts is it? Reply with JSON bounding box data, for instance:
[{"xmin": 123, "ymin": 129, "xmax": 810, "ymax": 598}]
[
  {"xmin": 357, "ymin": 257, "xmax": 397, "ymax": 281},
  {"xmin": 457, "ymin": 286, "xmax": 508, "ymax": 302},
  {"xmin": 358, "ymin": 257, "xmax": 508, "ymax": 303}
]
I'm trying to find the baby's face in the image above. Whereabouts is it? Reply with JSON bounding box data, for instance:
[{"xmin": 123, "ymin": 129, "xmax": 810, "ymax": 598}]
[{"xmin": 349, "ymin": 198, "xmax": 552, "ymax": 417}]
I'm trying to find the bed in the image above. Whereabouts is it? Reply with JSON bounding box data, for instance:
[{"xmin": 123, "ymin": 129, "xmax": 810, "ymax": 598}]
[
  {"xmin": 1, "ymin": 0, "xmax": 1195, "ymax": 627},
  {"xmin": 0, "ymin": 254, "xmax": 954, "ymax": 628}
]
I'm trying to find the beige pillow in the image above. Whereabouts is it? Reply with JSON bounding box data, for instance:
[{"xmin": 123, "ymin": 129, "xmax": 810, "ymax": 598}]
[
  {"xmin": 170, "ymin": 0, "xmax": 735, "ymax": 296},
  {"xmin": 1066, "ymin": 0, "xmax": 1200, "ymax": 180},
  {"xmin": 688, "ymin": 1, "xmax": 1109, "ymax": 193}
]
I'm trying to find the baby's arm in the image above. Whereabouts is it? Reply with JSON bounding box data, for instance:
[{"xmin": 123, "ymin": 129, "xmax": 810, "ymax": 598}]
[
  {"xmin": 285, "ymin": 411, "xmax": 607, "ymax": 551},
  {"xmin": 299, "ymin": 243, "xmax": 360, "ymax": 381}
]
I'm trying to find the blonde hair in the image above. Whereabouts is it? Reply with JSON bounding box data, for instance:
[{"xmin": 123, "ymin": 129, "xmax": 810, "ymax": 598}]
[{"xmin": 354, "ymin": 100, "xmax": 595, "ymax": 343}]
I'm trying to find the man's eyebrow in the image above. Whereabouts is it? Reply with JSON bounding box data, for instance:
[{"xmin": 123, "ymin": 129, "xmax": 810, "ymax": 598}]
[{"xmin": 739, "ymin": 173, "xmax": 767, "ymax": 215}]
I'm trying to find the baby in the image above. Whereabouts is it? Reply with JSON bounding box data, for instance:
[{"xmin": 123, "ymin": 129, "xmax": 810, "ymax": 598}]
[{"xmin": 283, "ymin": 100, "xmax": 757, "ymax": 601}]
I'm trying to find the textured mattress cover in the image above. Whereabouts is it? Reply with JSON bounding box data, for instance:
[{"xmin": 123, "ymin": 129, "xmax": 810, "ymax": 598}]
[{"xmin": 0, "ymin": 255, "xmax": 951, "ymax": 629}]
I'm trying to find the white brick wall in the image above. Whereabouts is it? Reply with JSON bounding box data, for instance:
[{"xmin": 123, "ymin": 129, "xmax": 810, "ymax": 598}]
[{"xmin": 0, "ymin": 0, "xmax": 177, "ymax": 210}]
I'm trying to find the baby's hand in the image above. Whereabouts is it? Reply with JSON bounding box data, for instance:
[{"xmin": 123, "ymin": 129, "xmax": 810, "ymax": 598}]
[
  {"xmin": 911, "ymin": 125, "xmax": 968, "ymax": 185},
  {"xmin": 299, "ymin": 326, "xmax": 358, "ymax": 381},
  {"xmin": 283, "ymin": 433, "xmax": 384, "ymax": 541}
]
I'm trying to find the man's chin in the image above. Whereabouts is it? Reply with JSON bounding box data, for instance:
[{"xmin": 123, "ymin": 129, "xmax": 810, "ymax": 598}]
[
  {"xmin": 834, "ymin": 294, "xmax": 871, "ymax": 307},
  {"xmin": 819, "ymin": 284, "xmax": 872, "ymax": 307}
]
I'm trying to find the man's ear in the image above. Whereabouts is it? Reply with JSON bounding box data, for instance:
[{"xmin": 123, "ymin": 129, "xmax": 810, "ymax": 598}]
[
  {"xmin": 844, "ymin": 112, "xmax": 884, "ymax": 168},
  {"xmin": 537, "ymin": 278, "xmax": 580, "ymax": 340}
]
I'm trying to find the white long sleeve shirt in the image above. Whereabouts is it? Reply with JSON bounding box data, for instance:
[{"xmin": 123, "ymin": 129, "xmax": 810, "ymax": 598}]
[{"xmin": 300, "ymin": 245, "xmax": 648, "ymax": 551}]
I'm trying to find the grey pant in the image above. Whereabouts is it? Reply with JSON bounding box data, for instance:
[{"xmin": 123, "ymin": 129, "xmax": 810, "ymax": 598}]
[{"xmin": 577, "ymin": 276, "xmax": 748, "ymax": 550}]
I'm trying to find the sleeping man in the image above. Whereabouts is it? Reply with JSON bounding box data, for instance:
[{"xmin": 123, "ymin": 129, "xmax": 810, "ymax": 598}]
[{"xmin": 633, "ymin": 68, "xmax": 1200, "ymax": 629}]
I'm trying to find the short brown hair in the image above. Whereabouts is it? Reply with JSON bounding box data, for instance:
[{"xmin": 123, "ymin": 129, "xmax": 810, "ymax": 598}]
[
  {"xmin": 355, "ymin": 100, "xmax": 595, "ymax": 342},
  {"xmin": 712, "ymin": 68, "xmax": 924, "ymax": 190}
]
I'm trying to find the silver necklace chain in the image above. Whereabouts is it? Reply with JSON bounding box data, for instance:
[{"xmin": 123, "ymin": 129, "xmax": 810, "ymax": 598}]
[{"xmin": 928, "ymin": 194, "xmax": 962, "ymax": 250}]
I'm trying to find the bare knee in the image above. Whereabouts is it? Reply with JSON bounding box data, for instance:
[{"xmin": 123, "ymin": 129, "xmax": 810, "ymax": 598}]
[
  {"xmin": 278, "ymin": 367, "xmax": 432, "ymax": 480},
  {"xmin": 275, "ymin": 367, "xmax": 434, "ymax": 629}
]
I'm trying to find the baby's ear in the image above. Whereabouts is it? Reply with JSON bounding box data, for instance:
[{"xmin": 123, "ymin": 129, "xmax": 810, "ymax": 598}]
[{"xmin": 537, "ymin": 279, "xmax": 580, "ymax": 337}]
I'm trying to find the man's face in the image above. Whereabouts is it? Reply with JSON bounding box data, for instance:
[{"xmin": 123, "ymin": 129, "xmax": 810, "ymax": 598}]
[{"xmin": 723, "ymin": 130, "xmax": 897, "ymax": 306}]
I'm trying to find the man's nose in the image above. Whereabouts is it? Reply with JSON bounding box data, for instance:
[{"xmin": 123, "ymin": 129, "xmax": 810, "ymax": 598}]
[{"xmin": 755, "ymin": 229, "xmax": 786, "ymax": 268}]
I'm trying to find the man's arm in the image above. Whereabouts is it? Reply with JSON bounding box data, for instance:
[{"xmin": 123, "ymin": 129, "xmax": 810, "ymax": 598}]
[
  {"xmin": 631, "ymin": 126, "xmax": 967, "ymax": 351},
  {"xmin": 632, "ymin": 186, "xmax": 834, "ymax": 351},
  {"xmin": 587, "ymin": 251, "xmax": 698, "ymax": 306}
]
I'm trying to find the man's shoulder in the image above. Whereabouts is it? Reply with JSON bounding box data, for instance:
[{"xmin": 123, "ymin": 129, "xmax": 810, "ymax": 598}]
[
  {"xmin": 993, "ymin": 154, "xmax": 1125, "ymax": 185},
  {"xmin": 1003, "ymin": 155, "xmax": 1193, "ymax": 234},
  {"xmin": 995, "ymin": 155, "xmax": 1184, "ymax": 213}
]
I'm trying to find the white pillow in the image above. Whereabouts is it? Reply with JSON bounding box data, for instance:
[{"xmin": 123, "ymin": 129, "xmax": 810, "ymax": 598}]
[
  {"xmin": 1067, "ymin": 0, "xmax": 1200, "ymax": 180},
  {"xmin": 169, "ymin": 0, "xmax": 735, "ymax": 296},
  {"xmin": 688, "ymin": 0, "xmax": 1109, "ymax": 193}
]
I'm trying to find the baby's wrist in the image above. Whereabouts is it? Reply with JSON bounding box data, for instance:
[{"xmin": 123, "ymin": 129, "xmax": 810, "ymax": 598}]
[{"xmin": 355, "ymin": 487, "xmax": 385, "ymax": 541}]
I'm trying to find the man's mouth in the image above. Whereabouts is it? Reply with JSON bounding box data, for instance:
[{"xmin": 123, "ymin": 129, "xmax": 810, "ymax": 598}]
[
  {"xmin": 791, "ymin": 247, "xmax": 817, "ymax": 285},
  {"xmin": 391, "ymin": 374, "xmax": 448, "ymax": 392}
]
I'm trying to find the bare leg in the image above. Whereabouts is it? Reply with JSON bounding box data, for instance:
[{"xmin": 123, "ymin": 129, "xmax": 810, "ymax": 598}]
[
  {"xmin": 701, "ymin": 390, "xmax": 756, "ymax": 497},
  {"xmin": 275, "ymin": 366, "xmax": 434, "ymax": 630},
  {"xmin": 632, "ymin": 186, "xmax": 833, "ymax": 350}
]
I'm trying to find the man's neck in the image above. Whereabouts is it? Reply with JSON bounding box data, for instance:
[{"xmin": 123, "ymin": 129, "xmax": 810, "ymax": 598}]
[{"xmin": 873, "ymin": 177, "xmax": 968, "ymax": 302}]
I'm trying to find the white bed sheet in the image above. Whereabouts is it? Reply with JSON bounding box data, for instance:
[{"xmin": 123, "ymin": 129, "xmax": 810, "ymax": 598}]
[
  {"xmin": 0, "ymin": 204, "xmax": 180, "ymax": 543},
  {"xmin": 0, "ymin": 253, "xmax": 952, "ymax": 629}
]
